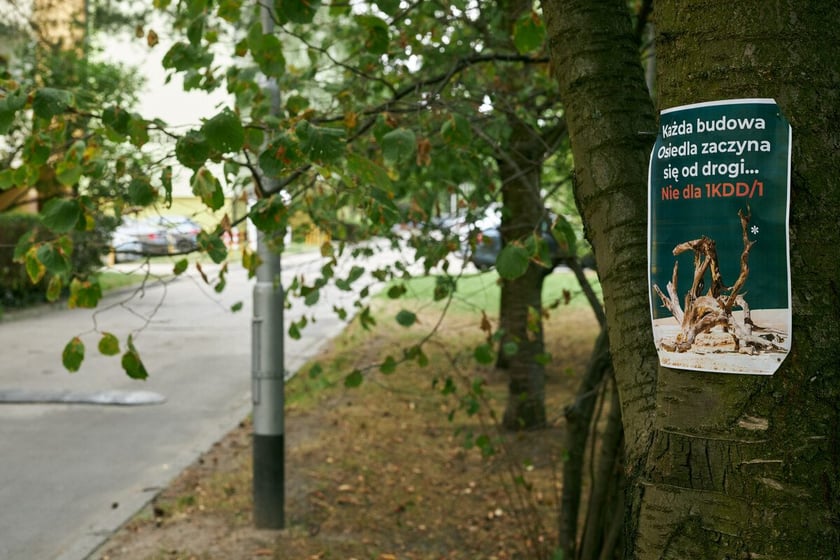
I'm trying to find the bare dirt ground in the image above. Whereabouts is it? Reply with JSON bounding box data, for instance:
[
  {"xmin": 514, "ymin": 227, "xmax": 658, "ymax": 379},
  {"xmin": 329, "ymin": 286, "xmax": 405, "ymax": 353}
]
[{"xmin": 93, "ymin": 301, "xmax": 601, "ymax": 560}]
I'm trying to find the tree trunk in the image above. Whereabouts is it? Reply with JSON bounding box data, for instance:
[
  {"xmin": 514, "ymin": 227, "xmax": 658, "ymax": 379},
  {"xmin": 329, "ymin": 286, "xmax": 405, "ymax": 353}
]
[
  {"xmin": 496, "ymin": 118, "xmax": 549, "ymax": 430},
  {"xmin": 543, "ymin": 0, "xmax": 659, "ymax": 551},
  {"xmin": 545, "ymin": 0, "xmax": 840, "ymax": 557}
]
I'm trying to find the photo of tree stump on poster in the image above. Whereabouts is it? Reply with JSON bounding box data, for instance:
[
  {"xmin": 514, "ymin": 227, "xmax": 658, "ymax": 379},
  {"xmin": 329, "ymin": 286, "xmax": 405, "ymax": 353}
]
[{"xmin": 648, "ymin": 99, "xmax": 792, "ymax": 375}]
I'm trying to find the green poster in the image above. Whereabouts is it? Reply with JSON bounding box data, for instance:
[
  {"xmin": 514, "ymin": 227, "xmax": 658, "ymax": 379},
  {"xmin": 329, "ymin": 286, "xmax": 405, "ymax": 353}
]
[{"xmin": 648, "ymin": 99, "xmax": 791, "ymax": 375}]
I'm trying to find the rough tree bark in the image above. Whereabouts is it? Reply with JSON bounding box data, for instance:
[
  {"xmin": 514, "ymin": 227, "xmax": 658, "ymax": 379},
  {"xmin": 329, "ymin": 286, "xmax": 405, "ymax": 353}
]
[
  {"xmin": 544, "ymin": 1, "xmax": 658, "ymax": 554},
  {"xmin": 496, "ymin": 116, "xmax": 550, "ymax": 430},
  {"xmin": 544, "ymin": 0, "xmax": 840, "ymax": 558},
  {"xmin": 491, "ymin": 0, "xmax": 575, "ymax": 431}
]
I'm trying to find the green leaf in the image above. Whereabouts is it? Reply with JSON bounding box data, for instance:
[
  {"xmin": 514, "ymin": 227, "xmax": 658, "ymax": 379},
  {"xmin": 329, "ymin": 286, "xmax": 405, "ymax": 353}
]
[
  {"xmin": 474, "ymin": 343, "xmax": 494, "ymax": 365},
  {"xmin": 217, "ymin": 0, "xmax": 243, "ymax": 21},
  {"xmin": 98, "ymin": 332, "xmax": 121, "ymax": 356},
  {"xmin": 248, "ymin": 195, "xmax": 288, "ymax": 233},
  {"xmin": 176, "ymin": 130, "xmax": 211, "ymax": 170},
  {"xmin": 185, "ymin": 0, "xmax": 208, "ymax": 16},
  {"xmin": 552, "ymin": 215, "xmax": 578, "ymax": 257},
  {"xmin": 13, "ymin": 230, "xmax": 36, "ymax": 262},
  {"xmin": 201, "ymin": 108, "xmax": 244, "ymax": 153},
  {"xmin": 187, "ymin": 14, "xmax": 205, "ymax": 46},
  {"xmin": 502, "ymin": 341, "xmax": 519, "ymax": 357},
  {"xmin": 23, "ymin": 135, "xmax": 51, "ymax": 165},
  {"xmin": 259, "ymin": 133, "xmax": 304, "ymax": 177},
  {"xmin": 128, "ymin": 177, "xmax": 157, "ymax": 206},
  {"xmin": 496, "ymin": 244, "xmax": 530, "ymax": 279},
  {"xmin": 24, "ymin": 247, "xmax": 45, "ymax": 284},
  {"xmin": 102, "ymin": 105, "xmax": 131, "ymax": 135},
  {"xmin": 230, "ymin": 301, "xmax": 244, "ymax": 312},
  {"xmin": 32, "ymin": 88, "xmax": 74, "ymax": 119},
  {"xmin": 415, "ymin": 347, "xmax": 429, "ymax": 367},
  {"xmin": 161, "ymin": 166, "xmax": 173, "ymax": 206},
  {"xmin": 41, "ymin": 198, "xmax": 81, "ymax": 233},
  {"xmin": 244, "ymin": 127, "xmax": 265, "ymax": 151},
  {"xmin": 346, "ymin": 265, "xmax": 365, "ymax": 284},
  {"xmin": 441, "ymin": 113, "xmax": 471, "ymax": 145},
  {"xmin": 304, "ymin": 286, "xmax": 320, "ymax": 306},
  {"xmin": 191, "ymin": 167, "xmax": 224, "ymax": 210},
  {"xmin": 197, "ymin": 231, "xmax": 228, "ymax": 263},
  {"xmin": 289, "ymin": 322, "xmax": 301, "ymax": 340},
  {"xmin": 374, "ymin": 0, "xmax": 400, "ymax": 15},
  {"xmin": 395, "ymin": 309, "xmax": 417, "ymax": 327},
  {"xmin": 214, "ymin": 274, "xmax": 227, "ymax": 293},
  {"xmin": 162, "ymin": 41, "xmax": 213, "ymax": 71},
  {"xmin": 387, "ymin": 284, "xmax": 407, "ymax": 299},
  {"xmin": 274, "ymin": 0, "xmax": 321, "ymax": 23},
  {"xmin": 46, "ymin": 275, "xmax": 63, "ymax": 302},
  {"xmin": 0, "ymin": 168, "xmax": 15, "ymax": 190},
  {"xmin": 513, "ymin": 11, "xmax": 546, "ymax": 54},
  {"xmin": 54, "ymin": 140, "xmax": 85, "ymax": 187},
  {"xmin": 344, "ymin": 369, "xmax": 364, "ymax": 388},
  {"xmin": 475, "ymin": 434, "xmax": 495, "ymax": 457},
  {"xmin": 535, "ymin": 352, "xmax": 553, "ymax": 365},
  {"xmin": 12, "ymin": 164, "xmax": 37, "ymax": 188},
  {"xmin": 381, "ymin": 127, "xmax": 416, "ymax": 165},
  {"xmin": 62, "ymin": 337, "xmax": 85, "ymax": 372},
  {"xmin": 434, "ymin": 276, "xmax": 456, "ymax": 301},
  {"xmin": 345, "ymin": 153, "xmax": 392, "ymax": 190},
  {"xmin": 122, "ymin": 336, "xmax": 149, "ymax": 380},
  {"xmin": 359, "ymin": 306, "xmax": 376, "ymax": 329},
  {"xmin": 355, "ymin": 15, "xmax": 389, "ymax": 54},
  {"xmin": 127, "ymin": 114, "xmax": 150, "ymax": 147},
  {"xmin": 68, "ymin": 278, "xmax": 102, "ymax": 309},
  {"xmin": 379, "ymin": 355, "xmax": 397, "ymax": 374},
  {"xmin": 248, "ymin": 25, "xmax": 285, "ymax": 78},
  {"xmin": 372, "ymin": 113, "xmax": 395, "ymax": 143},
  {"xmin": 295, "ymin": 121, "xmax": 344, "ymax": 164},
  {"xmin": 55, "ymin": 159, "xmax": 82, "ymax": 187},
  {"xmin": 242, "ymin": 247, "xmax": 262, "ymax": 278},
  {"xmin": 308, "ymin": 363, "xmax": 323, "ymax": 378},
  {"xmin": 285, "ymin": 94, "xmax": 309, "ymax": 116},
  {"xmin": 0, "ymin": 88, "xmax": 26, "ymax": 133},
  {"xmin": 173, "ymin": 258, "xmax": 189, "ymax": 275},
  {"xmin": 36, "ymin": 241, "xmax": 71, "ymax": 277}
]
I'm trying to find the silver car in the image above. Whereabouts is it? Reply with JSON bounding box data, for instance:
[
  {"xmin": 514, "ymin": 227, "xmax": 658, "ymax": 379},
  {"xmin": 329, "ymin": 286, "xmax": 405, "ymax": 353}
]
[
  {"xmin": 111, "ymin": 218, "xmax": 170, "ymax": 262},
  {"xmin": 146, "ymin": 215, "xmax": 202, "ymax": 253}
]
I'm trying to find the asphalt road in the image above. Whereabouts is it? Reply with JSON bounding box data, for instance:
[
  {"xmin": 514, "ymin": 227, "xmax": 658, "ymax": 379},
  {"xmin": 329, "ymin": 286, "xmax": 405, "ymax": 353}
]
[{"xmin": 0, "ymin": 248, "xmax": 369, "ymax": 560}]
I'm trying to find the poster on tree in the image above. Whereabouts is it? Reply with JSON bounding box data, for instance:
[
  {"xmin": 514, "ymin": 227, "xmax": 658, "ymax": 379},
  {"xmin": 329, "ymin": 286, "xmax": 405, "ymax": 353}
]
[{"xmin": 648, "ymin": 99, "xmax": 792, "ymax": 375}]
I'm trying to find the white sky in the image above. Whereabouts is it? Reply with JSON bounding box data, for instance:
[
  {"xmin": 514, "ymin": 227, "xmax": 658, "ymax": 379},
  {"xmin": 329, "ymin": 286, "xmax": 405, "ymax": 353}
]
[
  {"xmin": 93, "ymin": 28, "xmax": 229, "ymax": 128},
  {"xmin": 93, "ymin": 24, "xmax": 233, "ymax": 197}
]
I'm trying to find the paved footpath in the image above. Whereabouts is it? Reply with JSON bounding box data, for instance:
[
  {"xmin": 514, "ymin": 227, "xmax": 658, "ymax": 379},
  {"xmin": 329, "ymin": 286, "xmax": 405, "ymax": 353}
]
[{"xmin": 0, "ymin": 249, "xmax": 362, "ymax": 560}]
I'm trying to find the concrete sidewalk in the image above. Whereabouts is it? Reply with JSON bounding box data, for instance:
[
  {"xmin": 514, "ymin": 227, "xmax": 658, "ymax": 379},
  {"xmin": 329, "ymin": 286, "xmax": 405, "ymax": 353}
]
[{"xmin": 0, "ymin": 249, "xmax": 350, "ymax": 560}]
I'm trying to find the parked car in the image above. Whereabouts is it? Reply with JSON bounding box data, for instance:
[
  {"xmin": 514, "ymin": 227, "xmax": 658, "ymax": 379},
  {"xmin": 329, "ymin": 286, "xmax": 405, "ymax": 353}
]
[
  {"xmin": 146, "ymin": 215, "xmax": 202, "ymax": 252},
  {"xmin": 468, "ymin": 214, "xmax": 563, "ymax": 273},
  {"xmin": 469, "ymin": 227, "xmax": 504, "ymax": 271},
  {"xmin": 469, "ymin": 223, "xmax": 596, "ymax": 273},
  {"xmin": 111, "ymin": 218, "xmax": 170, "ymax": 262}
]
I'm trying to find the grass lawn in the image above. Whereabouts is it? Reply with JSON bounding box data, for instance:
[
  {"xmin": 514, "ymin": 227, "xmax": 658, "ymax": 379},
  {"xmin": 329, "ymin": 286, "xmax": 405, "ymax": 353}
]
[{"xmin": 95, "ymin": 271, "xmax": 603, "ymax": 560}]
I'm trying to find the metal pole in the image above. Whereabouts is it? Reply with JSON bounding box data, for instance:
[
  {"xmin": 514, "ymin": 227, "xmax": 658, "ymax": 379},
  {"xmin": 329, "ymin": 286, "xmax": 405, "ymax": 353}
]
[
  {"xmin": 252, "ymin": 231, "xmax": 284, "ymax": 528},
  {"xmin": 252, "ymin": 4, "xmax": 285, "ymax": 530}
]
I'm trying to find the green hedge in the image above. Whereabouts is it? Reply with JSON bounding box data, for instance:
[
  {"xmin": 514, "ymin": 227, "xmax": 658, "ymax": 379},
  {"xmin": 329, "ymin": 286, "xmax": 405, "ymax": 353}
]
[
  {"xmin": 0, "ymin": 213, "xmax": 45, "ymax": 309},
  {"xmin": 0, "ymin": 212, "xmax": 112, "ymax": 310}
]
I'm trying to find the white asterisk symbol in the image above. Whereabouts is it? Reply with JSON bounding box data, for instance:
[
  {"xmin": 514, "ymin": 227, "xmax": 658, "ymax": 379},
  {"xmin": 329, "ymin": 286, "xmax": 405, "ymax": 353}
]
[{"xmin": 750, "ymin": 225, "xmax": 759, "ymax": 235}]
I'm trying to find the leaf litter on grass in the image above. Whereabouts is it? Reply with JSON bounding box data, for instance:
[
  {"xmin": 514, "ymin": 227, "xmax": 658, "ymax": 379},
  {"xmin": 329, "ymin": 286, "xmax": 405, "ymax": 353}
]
[{"xmin": 95, "ymin": 299, "xmax": 600, "ymax": 560}]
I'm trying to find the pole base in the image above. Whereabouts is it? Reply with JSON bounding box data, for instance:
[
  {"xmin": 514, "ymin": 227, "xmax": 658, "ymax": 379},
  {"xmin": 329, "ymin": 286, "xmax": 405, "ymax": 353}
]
[{"xmin": 253, "ymin": 433, "xmax": 285, "ymax": 529}]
